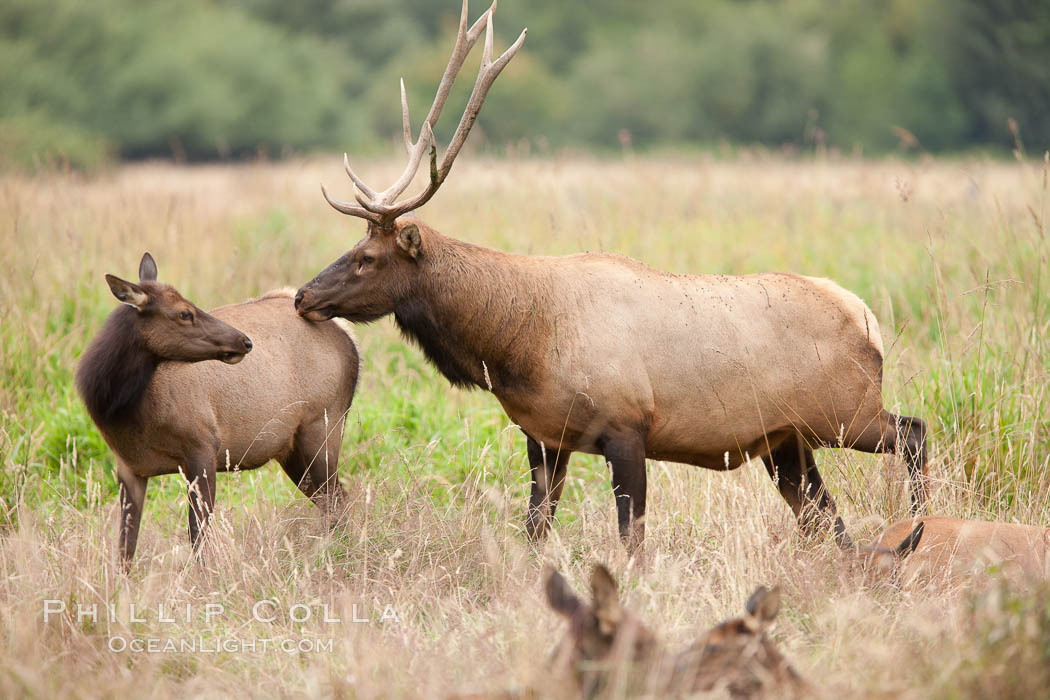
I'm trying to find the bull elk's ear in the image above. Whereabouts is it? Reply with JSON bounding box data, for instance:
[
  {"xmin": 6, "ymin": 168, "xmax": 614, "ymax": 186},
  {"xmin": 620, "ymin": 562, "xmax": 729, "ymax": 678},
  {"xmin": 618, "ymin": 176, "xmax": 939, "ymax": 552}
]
[
  {"xmin": 745, "ymin": 585, "xmax": 781, "ymax": 626},
  {"xmin": 545, "ymin": 566, "xmax": 582, "ymax": 618},
  {"xmin": 105, "ymin": 274, "xmax": 150, "ymax": 310},
  {"xmin": 138, "ymin": 252, "xmax": 158, "ymax": 282},
  {"xmin": 396, "ymin": 223, "xmax": 422, "ymax": 259},
  {"xmin": 590, "ymin": 564, "xmax": 622, "ymax": 635}
]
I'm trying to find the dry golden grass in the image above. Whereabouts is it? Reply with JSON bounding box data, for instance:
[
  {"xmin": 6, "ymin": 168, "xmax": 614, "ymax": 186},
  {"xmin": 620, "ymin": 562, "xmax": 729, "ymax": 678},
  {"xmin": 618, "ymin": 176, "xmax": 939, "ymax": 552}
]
[{"xmin": 1, "ymin": 153, "xmax": 1048, "ymax": 698}]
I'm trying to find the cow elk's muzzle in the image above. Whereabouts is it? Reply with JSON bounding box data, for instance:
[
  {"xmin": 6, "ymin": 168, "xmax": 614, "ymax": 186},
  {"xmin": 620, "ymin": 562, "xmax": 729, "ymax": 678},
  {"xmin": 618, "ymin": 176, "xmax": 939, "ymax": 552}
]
[{"xmin": 219, "ymin": 333, "xmax": 253, "ymax": 364}]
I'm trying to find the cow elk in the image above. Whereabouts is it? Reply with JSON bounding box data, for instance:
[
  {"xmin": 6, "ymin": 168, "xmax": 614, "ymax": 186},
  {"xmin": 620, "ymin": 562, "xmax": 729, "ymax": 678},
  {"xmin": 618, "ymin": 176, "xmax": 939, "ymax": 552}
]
[
  {"xmin": 543, "ymin": 564, "xmax": 808, "ymax": 698},
  {"xmin": 76, "ymin": 253, "xmax": 360, "ymax": 568},
  {"xmin": 869, "ymin": 517, "xmax": 1050, "ymax": 585},
  {"xmin": 295, "ymin": 0, "xmax": 928, "ymax": 550}
]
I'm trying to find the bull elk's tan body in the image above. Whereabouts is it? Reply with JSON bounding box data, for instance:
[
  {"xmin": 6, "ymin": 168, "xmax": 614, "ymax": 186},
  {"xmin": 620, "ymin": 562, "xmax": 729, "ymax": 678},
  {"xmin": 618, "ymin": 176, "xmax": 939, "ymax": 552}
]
[
  {"xmin": 876, "ymin": 517, "xmax": 1050, "ymax": 584},
  {"xmin": 76, "ymin": 254, "xmax": 359, "ymax": 567},
  {"xmin": 294, "ymin": 0, "xmax": 928, "ymax": 548}
]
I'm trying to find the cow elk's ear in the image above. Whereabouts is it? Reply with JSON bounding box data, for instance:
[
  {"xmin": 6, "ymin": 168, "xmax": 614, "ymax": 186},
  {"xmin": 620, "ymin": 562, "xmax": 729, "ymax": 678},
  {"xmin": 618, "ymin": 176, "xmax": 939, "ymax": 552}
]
[
  {"xmin": 745, "ymin": 585, "xmax": 781, "ymax": 627},
  {"xmin": 545, "ymin": 566, "xmax": 582, "ymax": 618},
  {"xmin": 895, "ymin": 521, "xmax": 925, "ymax": 559},
  {"xmin": 396, "ymin": 223, "xmax": 422, "ymax": 259},
  {"xmin": 138, "ymin": 252, "xmax": 158, "ymax": 282},
  {"xmin": 590, "ymin": 564, "xmax": 622, "ymax": 635},
  {"xmin": 106, "ymin": 274, "xmax": 150, "ymax": 310}
]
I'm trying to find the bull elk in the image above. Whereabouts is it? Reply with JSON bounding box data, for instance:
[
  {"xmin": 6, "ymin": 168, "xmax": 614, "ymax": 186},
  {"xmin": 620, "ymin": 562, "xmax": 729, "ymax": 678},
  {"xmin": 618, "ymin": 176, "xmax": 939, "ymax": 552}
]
[
  {"xmin": 76, "ymin": 253, "xmax": 359, "ymax": 567},
  {"xmin": 294, "ymin": 0, "xmax": 928, "ymax": 549},
  {"xmin": 543, "ymin": 564, "xmax": 808, "ymax": 697}
]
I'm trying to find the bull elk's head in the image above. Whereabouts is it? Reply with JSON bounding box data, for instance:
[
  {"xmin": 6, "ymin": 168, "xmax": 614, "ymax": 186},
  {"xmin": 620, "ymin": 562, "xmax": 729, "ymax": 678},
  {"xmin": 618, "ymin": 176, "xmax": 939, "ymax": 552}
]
[
  {"xmin": 295, "ymin": 0, "xmax": 525, "ymax": 323},
  {"xmin": 106, "ymin": 252, "xmax": 253, "ymax": 364}
]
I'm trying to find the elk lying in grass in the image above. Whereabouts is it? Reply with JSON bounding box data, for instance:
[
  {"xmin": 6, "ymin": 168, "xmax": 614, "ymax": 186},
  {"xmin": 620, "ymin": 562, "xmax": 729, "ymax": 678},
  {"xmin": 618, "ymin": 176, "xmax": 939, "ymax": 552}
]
[
  {"xmin": 848, "ymin": 521, "xmax": 925, "ymax": 580},
  {"xmin": 76, "ymin": 253, "xmax": 359, "ymax": 568},
  {"xmin": 869, "ymin": 517, "xmax": 1050, "ymax": 585},
  {"xmin": 543, "ymin": 564, "xmax": 808, "ymax": 698},
  {"xmin": 294, "ymin": 0, "xmax": 928, "ymax": 550}
]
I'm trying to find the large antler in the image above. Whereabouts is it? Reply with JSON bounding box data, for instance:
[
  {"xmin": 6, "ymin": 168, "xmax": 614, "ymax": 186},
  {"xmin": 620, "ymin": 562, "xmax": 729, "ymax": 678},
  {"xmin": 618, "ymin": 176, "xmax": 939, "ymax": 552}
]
[{"xmin": 322, "ymin": 0, "xmax": 527, "ymax": 227}]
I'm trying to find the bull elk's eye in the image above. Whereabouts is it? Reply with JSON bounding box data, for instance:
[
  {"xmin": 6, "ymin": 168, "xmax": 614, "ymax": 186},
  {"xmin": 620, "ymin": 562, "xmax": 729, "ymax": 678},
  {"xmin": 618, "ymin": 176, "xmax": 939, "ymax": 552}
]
[
  {"xmin": 360, "ymin": 255, "xmax": 375, "ymax": 266},
  {"xmin": 179, "ymin": 310, "xmax": 194, "ymax": 323}
]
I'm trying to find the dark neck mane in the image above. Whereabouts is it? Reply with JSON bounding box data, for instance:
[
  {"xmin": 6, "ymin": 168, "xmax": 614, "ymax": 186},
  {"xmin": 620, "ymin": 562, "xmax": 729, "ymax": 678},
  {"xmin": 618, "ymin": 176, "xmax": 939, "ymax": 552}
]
[
  {"xmin": 75, "ymin": 306, "xmax": 157, "ymax": 427},
  {"xmin": 393, "ymin": 235, "xmax": 553, "ymax": 392}
]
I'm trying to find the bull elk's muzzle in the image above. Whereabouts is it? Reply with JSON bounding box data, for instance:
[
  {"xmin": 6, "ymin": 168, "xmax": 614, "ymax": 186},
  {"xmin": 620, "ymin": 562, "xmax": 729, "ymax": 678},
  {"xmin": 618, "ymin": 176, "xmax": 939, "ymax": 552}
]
[{"xmin": 294, "ymin": 287, "xmax": 335, "ymax": 322}]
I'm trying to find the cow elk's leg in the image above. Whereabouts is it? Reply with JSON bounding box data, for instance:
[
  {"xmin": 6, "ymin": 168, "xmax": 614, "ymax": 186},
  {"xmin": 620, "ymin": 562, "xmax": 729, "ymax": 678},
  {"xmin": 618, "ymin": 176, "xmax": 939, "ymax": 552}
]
[
  {"xmin": 184, "ymin": 453, "xmax": 217, "ymax": 552},
  {"xmin": 762, "ymin": 436, "xmax": 850, "ymax": 547},
  {"xmin": 525, "ymin": 435, "xmax": 572, "ymax": 540},
  {"xmin": 283, "ymin": 418, "xmax": 349, "ymax": 516},
  {"xmin": 851, "ymin": 410, "xmax": 929, "ymax": 514},
  {"xmin": 602, "ymin": 434, "xmax": 647, "ymax": 551},
  {"xmin": 117, "ymin": 466, "xmax": 148, "ymax": 571}
]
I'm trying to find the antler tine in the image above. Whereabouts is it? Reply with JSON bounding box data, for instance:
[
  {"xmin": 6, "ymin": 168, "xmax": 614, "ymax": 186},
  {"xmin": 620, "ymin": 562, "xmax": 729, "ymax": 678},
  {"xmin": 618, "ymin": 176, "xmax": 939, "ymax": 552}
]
[
  {"xmin": 380, "ymin": 15, "xmax": 525, "ymax": 219},
  {"xmin": 437, "ymin": 16, "xmax": 526, "ymax": 183},
  {"xmin": 343, "ymin": 153, "xmax": 376, "ymax": 200},
  {"xmin": 421, "ymin": 0, "xmax": 494, "ymax": 133},
  {"xmin": 320, "ymin": 183, "xmax": 382, "ymax": 224},
  {"xmin": 400, "ymin": 79, "xmax": 413, "ymax": 153},
  {"xmin": 371, "ymin": 121, "xmax": 435, "ymax": 212}
]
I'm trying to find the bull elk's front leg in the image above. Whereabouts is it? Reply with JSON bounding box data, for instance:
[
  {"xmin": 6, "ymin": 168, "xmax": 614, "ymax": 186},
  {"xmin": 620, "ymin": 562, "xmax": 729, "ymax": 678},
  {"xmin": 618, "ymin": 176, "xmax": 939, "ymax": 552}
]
[
  {"xmin": 602, "ymin": 434, "xmax": 648, "ymax": 551},
  {"xmin": 116, "ymin": 465, "xmax": 147, "ymax": 571},
  {"xmin": 524, "ymin": 435, "xmax": 572, "ymax": 540}
]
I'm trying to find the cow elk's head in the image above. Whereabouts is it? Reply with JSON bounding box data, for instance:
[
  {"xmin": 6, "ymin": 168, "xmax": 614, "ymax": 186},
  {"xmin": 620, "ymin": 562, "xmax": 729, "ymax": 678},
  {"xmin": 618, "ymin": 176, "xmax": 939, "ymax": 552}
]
[
  {"xmin": 544, "ymin": 564, "xmax": 659, "ymax": 695},
  {"xmin": 544, "ymin": 565, "xmax": 807, "ymax": 697},
  {"xmin": 850, "ymin": 521, "xmax": 925, "ymax": 579},
  {"xmin": 295, "ymin": 0, "xmax": 525, "ymax": 323},
  {"xmin": 106, "ymin": 252, "xmax": 253, "ymax": 364},
  {"xmin": 674, "ymin": 585, "xmax": 808, "ymax": 696}
]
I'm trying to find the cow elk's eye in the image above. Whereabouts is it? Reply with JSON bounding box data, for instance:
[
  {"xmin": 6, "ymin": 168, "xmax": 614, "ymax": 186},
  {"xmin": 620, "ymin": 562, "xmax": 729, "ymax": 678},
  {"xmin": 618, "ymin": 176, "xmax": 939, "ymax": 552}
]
[
  {"xmin": 179, "ymin": 310, "xmax": 194, "ymax": 322},
  {"xmin": 361, "ymin": 255, "xmax": 375, "ymax": 266}
]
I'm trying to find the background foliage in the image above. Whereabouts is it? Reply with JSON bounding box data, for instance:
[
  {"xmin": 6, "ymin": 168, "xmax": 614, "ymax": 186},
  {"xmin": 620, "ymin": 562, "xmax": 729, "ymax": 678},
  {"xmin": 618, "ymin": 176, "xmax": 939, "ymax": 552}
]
[{"xmin": 2, "ymin": 0, "xmax": 1049, "ymax": 169}]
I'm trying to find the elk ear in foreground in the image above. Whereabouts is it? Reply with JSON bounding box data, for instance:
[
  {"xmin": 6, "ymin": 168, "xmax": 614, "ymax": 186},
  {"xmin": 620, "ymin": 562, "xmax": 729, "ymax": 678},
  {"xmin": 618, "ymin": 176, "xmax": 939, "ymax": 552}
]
[
  {"xmin": 543, "ymin": 565, "xmax": 807, "ymax": 697},
  {"xmin": 76, "ymin": 253, "xmax": 360, "ymax": 570},
  {"xmin": 296, "ymin": 0, "xmax": 928, "ymax": 554}
]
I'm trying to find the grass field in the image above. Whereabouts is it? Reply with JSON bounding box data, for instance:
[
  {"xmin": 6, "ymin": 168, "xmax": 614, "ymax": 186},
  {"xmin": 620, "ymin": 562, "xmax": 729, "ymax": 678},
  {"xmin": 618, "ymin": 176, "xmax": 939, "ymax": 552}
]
[{"xmin": 1, "ymin": 153, "xmax": 1049, "ymax": 697}]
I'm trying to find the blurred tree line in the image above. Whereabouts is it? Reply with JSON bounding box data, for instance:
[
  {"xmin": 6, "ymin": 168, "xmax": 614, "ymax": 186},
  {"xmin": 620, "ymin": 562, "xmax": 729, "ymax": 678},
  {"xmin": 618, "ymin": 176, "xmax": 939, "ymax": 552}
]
[{"xmin": 1, "ymin": 0, "xmax": 1048, "ymax": 168}]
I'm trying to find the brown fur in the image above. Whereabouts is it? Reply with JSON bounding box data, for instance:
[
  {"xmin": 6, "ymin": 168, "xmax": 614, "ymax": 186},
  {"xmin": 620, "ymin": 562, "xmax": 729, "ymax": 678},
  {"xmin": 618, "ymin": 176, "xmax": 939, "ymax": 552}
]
[
  {"xmin": 297, "ymin": 216, "xmax": 928, "ymax": 548},
  {"xmin": 543, "ymin": 564, "xmax": 809, "ymax": 698},
  {"xmin": 77, "ymin": 254, "xmax": 360, "ymax": 568},
  {"xmin": 875, "ymin": 516, "xmax": 1050, "ymax": 584}
]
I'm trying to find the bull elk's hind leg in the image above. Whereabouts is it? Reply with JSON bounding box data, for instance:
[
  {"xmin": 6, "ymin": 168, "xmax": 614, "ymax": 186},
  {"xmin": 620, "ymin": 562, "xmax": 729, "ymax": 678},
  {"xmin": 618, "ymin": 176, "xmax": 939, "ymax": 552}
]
[
  {"xmin": 116, "ymin": 465, "xmax": 148, "ymax": 570},
  {"xmin": 601, "ymin": 433, "xmax": 648, "ymax": 551},
  {"xmin": 849, "ymin": 410, "xmax": 928, "ymax": 513},
  {"xmin": 524, "ymin": 434, "xmax": 572, "ymax": 540},
  {"xmin": 761, "ymin": 435, "xmax": 851, "ymax": 547}
]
